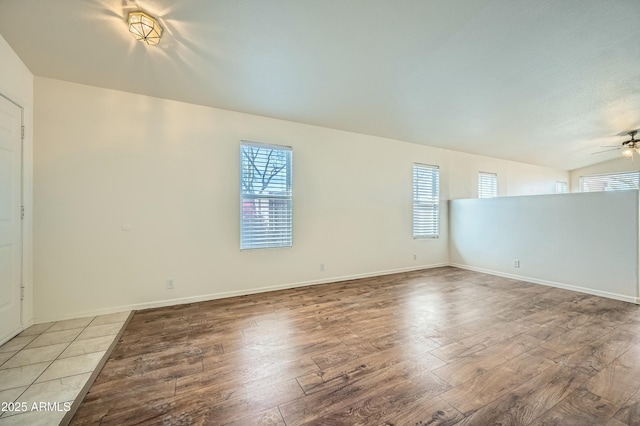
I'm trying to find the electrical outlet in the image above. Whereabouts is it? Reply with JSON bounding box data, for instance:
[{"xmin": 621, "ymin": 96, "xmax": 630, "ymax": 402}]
[
  {"xmin": 320, "ymin": 263, "xmax": 325, "ymax": 271},
  {"xmin": 413, "ymin": 254, "xmax": 417, "ymax": 261},
  {"xmin": 513, "ymin": 259, "xmax": 520, "ymax": 268},
  {"xmin": 166, "ymin": 279, "xmax": 174, "ymax": 289}
]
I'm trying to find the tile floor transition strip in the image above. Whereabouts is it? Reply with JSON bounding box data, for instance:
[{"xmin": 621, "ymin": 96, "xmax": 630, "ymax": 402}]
[
  {"xmin": 0, "ymin": 311, "xmax": 133, "ymax": 426},
  {"xmin": 60, "ymin": 311, "xmax": 133, "ymax": 426}
]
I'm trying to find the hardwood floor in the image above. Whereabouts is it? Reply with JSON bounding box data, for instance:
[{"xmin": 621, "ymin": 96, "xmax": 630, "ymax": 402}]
[{"xmin": 70, "ymin": 267, "xmax": 640, "ymax": 425}]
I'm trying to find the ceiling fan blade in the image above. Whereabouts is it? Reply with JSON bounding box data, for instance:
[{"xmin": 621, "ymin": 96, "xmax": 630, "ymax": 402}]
[
  {"xmin": 592, "ymin": 148, "xmax": 621, "ymax": 154},
  {"xmin": 600, "ymin": 145, "xmax": 621, "ymax": 148},
  {"xmin": 616, "ymin": 129, "xmax": 640, "ymax": 137}
]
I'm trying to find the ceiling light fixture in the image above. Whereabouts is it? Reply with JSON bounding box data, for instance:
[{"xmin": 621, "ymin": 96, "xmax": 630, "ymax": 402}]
[
  {"xmin": 594, "ymin": 130, "xmax": 640, "ymax": 160},
  {"xmin": 128, "ymin": 11, "xmax": 162, "ymax": 45},
  {"xmin": 621, "ymin": 131, "xmax": 640, "ymax": 159}
]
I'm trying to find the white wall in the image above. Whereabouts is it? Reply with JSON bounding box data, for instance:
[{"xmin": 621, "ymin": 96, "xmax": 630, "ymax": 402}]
[
  {"xmin": 570, "ymin": 157, "xmax": 640, "ymax": 192},
  {"xmin": 33, "ymin": 77, "xmax": 569, "ymax": 322},
  {"xmin": 450, "ymin": 191, "xmax": 639, "ymax": 303},
  {"xmin": 0, "ymin": 35, "xmax": 34, "ymax": 326}
]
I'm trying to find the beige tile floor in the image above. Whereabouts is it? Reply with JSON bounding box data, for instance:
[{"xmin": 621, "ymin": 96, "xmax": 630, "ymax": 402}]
[{"xmin": 0, "ymin": 312, "xmax": 131, "ymax": 426}]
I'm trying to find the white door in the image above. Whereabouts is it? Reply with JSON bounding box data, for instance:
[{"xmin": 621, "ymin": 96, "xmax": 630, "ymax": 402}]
[{"xmin": 0, "ymin": 95, "xmax": 22, "ymax": 344}]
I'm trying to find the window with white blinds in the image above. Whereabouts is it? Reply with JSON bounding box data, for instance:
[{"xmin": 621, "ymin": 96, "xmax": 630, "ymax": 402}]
[
  {"xmin": 478, "ymin": 172, "xmax": 497, "ymax": 198},
  {"xmin": 240, "ymin": 141, "xmax": 293, "ymax": 250},
  {"xmin": 413, "ymin": 164, "xmax": 440, "ymax": 238},
  {"xmin": 555, "ymin": 181, "xmax": 568, "ymax": 194},
  {"xmin": 580, "ymin": 171, "xmax": 640, "ymax": 192}
]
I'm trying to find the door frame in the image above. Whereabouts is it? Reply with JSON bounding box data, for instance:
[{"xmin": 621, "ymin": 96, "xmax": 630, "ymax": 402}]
[{"xmin": 0, "ymin": 91, "xmax": 24, "ymax": 343}]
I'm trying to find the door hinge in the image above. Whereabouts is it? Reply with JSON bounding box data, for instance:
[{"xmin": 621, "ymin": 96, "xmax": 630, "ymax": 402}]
[
  {"xmin": 20, "ymin": 286, "xmax": 24, "ymax": 301},
  {"xmin": 21, "ymin": 206, "xmax": 25, "ymax": 220},
  {"xmin": 21, "ymin": 125, "xmax": 25, "ymax": 140}
]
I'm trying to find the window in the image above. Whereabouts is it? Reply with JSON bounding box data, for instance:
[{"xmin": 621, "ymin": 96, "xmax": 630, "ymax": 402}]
[
  {"xmin": 478, "ymin": 172, "xmax": 497, "ymax": 198},
  {"xmin": 413, "ymin": 163, "xmax": 440, "ymax": 238},
  {"xmin": 240, "ymin": 141, "xmax": 292, "ymax": 249},
  {"xmin": 555, "ymin": 181, "xmax": 568, "ymax": 194},
  {"xmin": 580, "ymin": 171, "xmax": 640, "ymax": 192}
]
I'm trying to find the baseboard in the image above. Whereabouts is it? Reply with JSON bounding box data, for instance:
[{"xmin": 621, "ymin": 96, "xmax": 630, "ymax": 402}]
[
  {"xmin": 450, "ymin": 263, "xmax": 639, "ymax": 305},
  {"xmin": 28, "ymin": 261, "xmax": 639, "ymax": 324},
  {"xmin": 32, "ymin": 306, "xmax": 139, "ymax": 325},
  {"xmin": 32, "ymin": 263, "xmax": 448, "ymax": 323}
]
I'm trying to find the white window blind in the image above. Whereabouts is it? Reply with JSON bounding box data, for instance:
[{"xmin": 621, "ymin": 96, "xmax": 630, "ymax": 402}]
[
  {"xmin": 240, "ymin": 141, "xmax": 293, "ymax": 249},
  {"xmin": 555, "ymin": 181, "xmax": 568, "ymax": 194},
  {"xmin": 478, "ymin": 172, "xmax": 497, "ymax": 198},
  {"xmin": 580, "ymin": 172, "xmax": 640, "ymax": 192},
  {"xmin": 413, "ymin": 164, "xmax": 440, "ymax": 238}
]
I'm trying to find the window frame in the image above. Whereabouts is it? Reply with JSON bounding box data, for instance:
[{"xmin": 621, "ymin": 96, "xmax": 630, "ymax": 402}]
[
  {"xmin": 555, "ymin": 181, "xmax": 569, "ymax": 194},
  {"xmin": 240, "ymin": 140, "xmax": 293, "ymax": 250},
  {"xmin": 412, "ymin": 163, "xmax": 440, "ymax": 239},
  {"xmin": 579, "ymin": 171, "xmax": 640, "ymax": 193},
  {"xmin": 478, "ymin": 171, "xmax": 498, "ymax": 198}
]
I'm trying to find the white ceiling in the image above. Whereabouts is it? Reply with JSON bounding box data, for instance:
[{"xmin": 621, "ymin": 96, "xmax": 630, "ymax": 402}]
[{"xmin": 1, "ymin": 0, "xmax": 639, "ymax": 170}]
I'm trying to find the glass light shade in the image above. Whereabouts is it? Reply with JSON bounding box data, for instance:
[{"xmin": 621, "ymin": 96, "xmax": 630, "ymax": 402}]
[
  {"xmin": 622, "ymin": 147, "xmax": 634, "ymax": 157},
  {"xmin": 128, "ymin": 12, "xmax": 162, "ymax": 45}
]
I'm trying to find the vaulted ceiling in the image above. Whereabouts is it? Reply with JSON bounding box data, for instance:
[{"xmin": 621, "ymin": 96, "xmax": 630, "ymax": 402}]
[{"xmin": 1, "ymin": 0, "xmax": 639, "ymax": 170}]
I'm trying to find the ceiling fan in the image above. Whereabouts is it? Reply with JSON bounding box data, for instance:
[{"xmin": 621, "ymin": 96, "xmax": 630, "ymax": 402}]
[{"xmin": 594, "ymin": 130, "xmax": 640, "ymax": 158}]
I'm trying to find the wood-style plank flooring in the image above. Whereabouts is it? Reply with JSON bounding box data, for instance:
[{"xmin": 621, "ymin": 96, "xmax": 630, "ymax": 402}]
[{"xmin": 70, "ymin": 267, "xmax": 640, "ymax": 425}]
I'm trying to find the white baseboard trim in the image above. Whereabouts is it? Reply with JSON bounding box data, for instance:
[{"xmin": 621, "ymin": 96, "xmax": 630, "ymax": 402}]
[
  {"xmin": 30, "ymin": 262, "xmax": 639, "ymax": 324},
  {"xmin": 450, "ymin": 263, "xmax": 639, "ymax": 305},
  {"xmin": 32, "ymin": 263, "xmax": 448, "ymax": 324}
]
